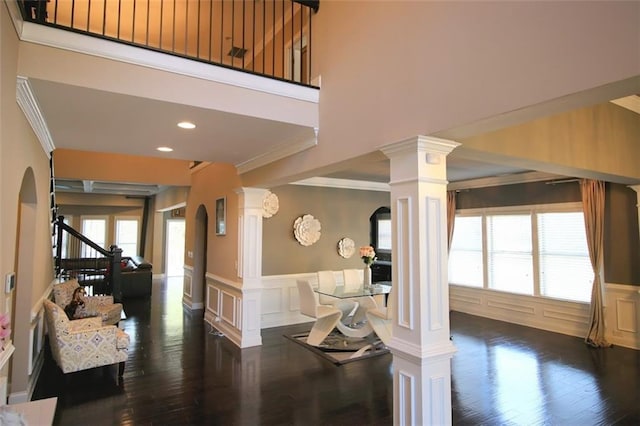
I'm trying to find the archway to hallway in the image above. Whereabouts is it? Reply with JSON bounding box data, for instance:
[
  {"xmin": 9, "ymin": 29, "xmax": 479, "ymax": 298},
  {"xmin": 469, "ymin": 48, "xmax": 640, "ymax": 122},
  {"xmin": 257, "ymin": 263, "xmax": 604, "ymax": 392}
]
[
  {"xmin": 189, "ymin": 205, "xmax": 208, "ymax": 312},
  {"xmin": 165, "ymin": 218, "xmax": 185, "ymax": 278}
]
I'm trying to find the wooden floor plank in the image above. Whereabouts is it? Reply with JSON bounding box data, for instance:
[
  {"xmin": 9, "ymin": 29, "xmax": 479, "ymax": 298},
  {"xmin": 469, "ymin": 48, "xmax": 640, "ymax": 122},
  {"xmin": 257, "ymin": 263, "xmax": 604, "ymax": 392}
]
[{"xmin": 33, "ymin": 277, "xmax": 640, "ymax": 425}]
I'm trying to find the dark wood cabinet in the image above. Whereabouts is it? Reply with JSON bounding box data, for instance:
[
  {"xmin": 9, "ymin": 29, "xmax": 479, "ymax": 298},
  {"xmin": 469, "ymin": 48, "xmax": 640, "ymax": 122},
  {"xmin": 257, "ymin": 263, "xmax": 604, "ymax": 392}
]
[{"xmin": 371, "ymin": 261, "xmax": 391, "ymax": 283}]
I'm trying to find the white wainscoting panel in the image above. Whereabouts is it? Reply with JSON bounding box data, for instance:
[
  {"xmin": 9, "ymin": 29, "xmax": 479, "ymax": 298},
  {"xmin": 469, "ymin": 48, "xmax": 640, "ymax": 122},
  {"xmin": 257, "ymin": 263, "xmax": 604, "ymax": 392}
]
[
  {"xmin": 221, "ymin": 291, "xmax": 237, "ymax": 327},
  {"xmin": 183, "ymin": 272, "xmax": 192, "ymax": 298},
  {"xmin": 260, "ymin": 272, "xmax": 334, "ymax": 328},
  {"xmin": 605, "ymin": 283, "xmax": 640, "ymax": 350},
  {"xmin": 449, "ymin": 285, "xmax": 591, "ymax": 338},
  {"xmin": 207, "ymin": 286, "xmax": 220, "ymax": 317}
]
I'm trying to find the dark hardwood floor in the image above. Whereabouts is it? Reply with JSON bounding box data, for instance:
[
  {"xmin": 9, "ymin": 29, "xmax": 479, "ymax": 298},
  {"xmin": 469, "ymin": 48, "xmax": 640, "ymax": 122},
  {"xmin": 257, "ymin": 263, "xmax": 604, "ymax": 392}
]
[{"xmin": 33, "ymin": 277, "xmax": 640, "ymax": 425}]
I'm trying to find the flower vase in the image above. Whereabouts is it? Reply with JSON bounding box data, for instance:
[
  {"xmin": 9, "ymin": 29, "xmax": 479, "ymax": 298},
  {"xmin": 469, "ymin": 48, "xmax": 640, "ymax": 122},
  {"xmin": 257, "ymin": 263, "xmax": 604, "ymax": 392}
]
[{"xmin": 363, "ymin": 264, "xmax": 372, "ymax": 289}]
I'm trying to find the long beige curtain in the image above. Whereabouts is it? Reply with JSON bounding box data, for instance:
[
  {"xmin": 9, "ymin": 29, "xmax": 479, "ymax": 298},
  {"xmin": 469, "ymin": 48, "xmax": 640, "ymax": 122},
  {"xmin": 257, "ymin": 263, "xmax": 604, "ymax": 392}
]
[
  {"xmin": 580, "ymin": 179, "xmax": 611, "ymax": 348},
  {"xmin": 447, "ymin": 190, "xmax": 456, "ymax": 253}
]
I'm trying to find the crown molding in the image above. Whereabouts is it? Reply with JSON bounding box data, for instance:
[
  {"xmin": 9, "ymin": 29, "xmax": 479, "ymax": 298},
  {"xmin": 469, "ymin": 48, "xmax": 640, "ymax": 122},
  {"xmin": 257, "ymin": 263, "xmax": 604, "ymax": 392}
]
[
  {"xmin": 448, "ymin": 171, "xmax": 563, "ymax": 191},
  {"xmin": 235, "ymin": 128, "xmax": 318, "ymax": 174},
  {"xmin": 16, "ymin": 76, "xmax": 55, "ymax": 157},
  {"xmin": 290, "ymin": 177, "xmax": 390, "ymax": 192}
]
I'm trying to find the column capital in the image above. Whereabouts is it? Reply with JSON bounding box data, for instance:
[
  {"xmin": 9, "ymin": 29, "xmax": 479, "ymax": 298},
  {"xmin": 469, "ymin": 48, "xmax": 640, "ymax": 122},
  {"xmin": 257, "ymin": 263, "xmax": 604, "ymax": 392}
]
[
  {"xmin": 235, "ymin": 187, "xmax": 269, "ymax": 210},
  {"xmin": 381, "ymin": 135, "xmax": 460, "ymax": 160},
  {"xmin": 382, "ymin": 135, "xmax": 460, "ymax": 184}
]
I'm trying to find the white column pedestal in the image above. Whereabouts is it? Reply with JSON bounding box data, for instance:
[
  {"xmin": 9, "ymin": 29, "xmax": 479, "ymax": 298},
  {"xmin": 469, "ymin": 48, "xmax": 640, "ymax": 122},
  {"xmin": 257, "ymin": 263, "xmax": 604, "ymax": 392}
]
[
  {"xmin": 235, "ymin": 187, "xmax": 268, "ymax": 348},
  {"xmin": 382, "ymin": 136, "xmax": 460, "ymax": 425}
]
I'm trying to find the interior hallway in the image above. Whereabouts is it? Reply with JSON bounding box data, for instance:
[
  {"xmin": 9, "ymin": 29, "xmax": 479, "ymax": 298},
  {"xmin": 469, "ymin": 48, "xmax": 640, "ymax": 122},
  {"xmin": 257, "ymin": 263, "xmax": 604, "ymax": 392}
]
[{"xmin": 32, "ymin": 276, "xmax": 640, "ymax": 425}]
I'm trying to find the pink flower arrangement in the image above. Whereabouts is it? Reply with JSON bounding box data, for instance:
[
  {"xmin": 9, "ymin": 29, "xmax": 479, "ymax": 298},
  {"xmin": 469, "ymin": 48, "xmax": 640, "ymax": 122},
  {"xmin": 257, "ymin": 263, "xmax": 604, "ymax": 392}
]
[
  {"xmin": 0, "ymin": 313, "xmax": 11, "ymax": 350},
  {"xmin": 360, "ymin": 246, "xmax": 377, "ymax": 266}
]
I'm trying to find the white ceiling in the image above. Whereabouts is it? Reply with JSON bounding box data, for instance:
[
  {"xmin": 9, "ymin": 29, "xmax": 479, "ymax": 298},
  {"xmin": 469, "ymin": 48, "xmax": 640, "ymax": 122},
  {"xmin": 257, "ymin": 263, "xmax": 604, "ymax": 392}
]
[
  {"xmin": 31, "ymin": 79, "xmax": 314, "ymax": 166},
  {"xmin": 33, "ymin": 81, "xmax": 638, "ymax": 196}
]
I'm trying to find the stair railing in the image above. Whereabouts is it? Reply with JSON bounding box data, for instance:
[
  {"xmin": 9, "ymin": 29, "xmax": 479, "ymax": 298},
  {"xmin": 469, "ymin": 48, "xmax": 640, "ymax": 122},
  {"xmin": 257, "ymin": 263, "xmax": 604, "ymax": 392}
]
[{"xmin": 54, "ymin": 215, "xmax": 123, "ymax": 302}]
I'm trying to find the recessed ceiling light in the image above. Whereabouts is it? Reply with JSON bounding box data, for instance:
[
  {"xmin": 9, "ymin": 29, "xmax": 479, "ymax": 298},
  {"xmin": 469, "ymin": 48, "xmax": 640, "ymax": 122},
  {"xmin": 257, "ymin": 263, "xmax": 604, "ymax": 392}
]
[
  {"xmin": 177, "ymin": 121, "xmax": 196, "ymax": 129},
  {"xmin": 157, "ymin": 146, "xmax": 173, "ymax": 152}
]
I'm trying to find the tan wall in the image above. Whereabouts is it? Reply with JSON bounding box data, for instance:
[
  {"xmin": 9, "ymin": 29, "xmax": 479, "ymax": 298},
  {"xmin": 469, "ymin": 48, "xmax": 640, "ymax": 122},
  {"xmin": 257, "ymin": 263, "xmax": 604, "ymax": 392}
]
[
  {"xmin": 54, "ymin": 149, "xmax": 192, "ymax": 186},
  {"xmin": 0, "ymin": 3, "xmax": 55, "ymax": 394},
  {"xmin": 458, "ymin": 103, "xmax": 640, "ymax": 183},
  {"xmin": 262, "ymin": 185, "xmax": 390, "ymax": 275},
  {"xmin": 185, "ymin": 163, "xmax": 241, "ymax": 281}
]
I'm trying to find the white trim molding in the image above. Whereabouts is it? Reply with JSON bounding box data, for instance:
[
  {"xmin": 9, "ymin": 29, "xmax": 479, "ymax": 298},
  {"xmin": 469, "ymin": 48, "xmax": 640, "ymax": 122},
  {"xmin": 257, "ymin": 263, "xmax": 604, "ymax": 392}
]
[
  {"xmin": 15, "ymin": 20, "xmax": 319, "ymax": 103},
  {"xmin": 448, "ymin": 171, "xmax": 563, "ymax": 192},
  {"xmin": 16, "ymin": 77, "xmax": 55, "ymax": 156},
  {"xmin": 236, "ymin": 128, "xmax": 318, "ymax": 174},
  {"xmin": 291, "ymin": 177, "xmax": 390, "ymax": 192}
]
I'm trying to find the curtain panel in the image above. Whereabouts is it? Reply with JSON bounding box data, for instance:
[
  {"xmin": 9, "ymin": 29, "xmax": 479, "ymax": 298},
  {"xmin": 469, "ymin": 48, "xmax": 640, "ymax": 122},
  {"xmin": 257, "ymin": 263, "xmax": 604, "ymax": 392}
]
[{"xmin": 580, "ymin": 179, "xmax": 611, "ymax": 348}]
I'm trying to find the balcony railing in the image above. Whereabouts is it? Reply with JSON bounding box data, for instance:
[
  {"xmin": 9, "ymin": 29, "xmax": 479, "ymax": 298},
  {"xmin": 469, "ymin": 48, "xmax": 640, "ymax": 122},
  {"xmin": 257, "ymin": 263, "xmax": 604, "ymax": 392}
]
[{"xmin": 19, "ymin": 0, "xmax": 319, "ymax": 87}]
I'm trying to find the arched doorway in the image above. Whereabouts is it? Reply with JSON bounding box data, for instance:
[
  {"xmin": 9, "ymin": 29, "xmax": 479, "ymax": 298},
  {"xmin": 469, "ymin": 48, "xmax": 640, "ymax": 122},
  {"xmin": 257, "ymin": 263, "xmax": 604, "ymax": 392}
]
[
  {"xmin": 187, "ymin": 205, "xmax": 207, "ymax": 310},
  {"xmin": 9, "ymin": 168, "xmax": 37, "ymax": 403}
]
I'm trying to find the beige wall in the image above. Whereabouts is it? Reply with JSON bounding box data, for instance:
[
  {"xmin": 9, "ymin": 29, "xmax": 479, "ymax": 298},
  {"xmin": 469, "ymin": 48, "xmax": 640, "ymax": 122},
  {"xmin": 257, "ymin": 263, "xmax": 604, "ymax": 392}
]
[
  {"xmin": 1, "ymin": 3, "xmax": 55, "ymax": 395},
  {"xmin": 262, "ymin": 184, "xmax": 390, "ymax": 275},
  {"xmin": 243, "ymin": 1, "xmax": 640, "ymax": 187},
  {"xmin": 458, "ymin": 103, "xmax": 640, "ymax": 183},
  {"xmin": 54, "ymin": 149, "xmax": 192, "ymax": 186},
  {"xmin": 185, "ymin": 163, "xmax": 241, "ymax": 281}
]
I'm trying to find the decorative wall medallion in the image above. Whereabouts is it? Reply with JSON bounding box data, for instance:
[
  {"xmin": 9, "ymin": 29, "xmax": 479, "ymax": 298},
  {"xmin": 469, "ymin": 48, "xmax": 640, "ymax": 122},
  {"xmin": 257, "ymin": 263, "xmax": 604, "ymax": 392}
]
[
  {"xmin": 293, "ymin": 214, "xmax": 321, "ymax": 246},
  {"xmin": 337, "ymin": 237, "xmax": 355, "ymax": 258},
  {"xmin": 262, "ymin": 191, "xmax": 279, "ymax": 218}
]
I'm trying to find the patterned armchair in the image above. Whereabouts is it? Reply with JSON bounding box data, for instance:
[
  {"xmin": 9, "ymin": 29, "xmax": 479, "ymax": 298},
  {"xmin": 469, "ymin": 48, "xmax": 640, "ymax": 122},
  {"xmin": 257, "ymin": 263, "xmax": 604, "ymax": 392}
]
[
  {"xmin": 43, "ymin": 299, "xmax": 129, "ymax": 377},
  {"xmin": 52, "ymin": 279, "xmax": 122, "ymax": 326}
]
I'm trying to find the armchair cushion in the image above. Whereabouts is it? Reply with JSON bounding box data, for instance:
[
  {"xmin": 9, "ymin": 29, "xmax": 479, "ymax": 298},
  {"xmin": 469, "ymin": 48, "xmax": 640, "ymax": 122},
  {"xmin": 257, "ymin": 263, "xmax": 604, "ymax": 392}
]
[
  {"xmin": 53, "ymin": 279, "xmax": 122, "ymax": 326},
  {"xmin": 52, "ymin": 279, "xmax": 81, "ymax": 308},
  {"xmin": 43, "ymin": 299, "xmax": 129, "ymax": 374}
]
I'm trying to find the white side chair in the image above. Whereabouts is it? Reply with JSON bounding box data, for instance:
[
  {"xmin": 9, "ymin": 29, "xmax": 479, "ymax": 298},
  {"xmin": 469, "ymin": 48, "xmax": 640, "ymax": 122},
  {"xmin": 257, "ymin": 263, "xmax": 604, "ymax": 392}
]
[
  {"xmin": 317, "ymin": 271, "xmax": 358, "ymax": 323},
  {"xmin": 296, "ymin": 279, "xmax": 342, "ymax": 346},
  {"xmin": 343, "ymin": 269, "xmax": 378, "ymax": 324},
  {"xmin": 366, "ymin": 286, "xmax": 394, "ymax": 346},
  {"xmin": 342, "ymin": 269, "xmax": 363, "ymax": 293}
]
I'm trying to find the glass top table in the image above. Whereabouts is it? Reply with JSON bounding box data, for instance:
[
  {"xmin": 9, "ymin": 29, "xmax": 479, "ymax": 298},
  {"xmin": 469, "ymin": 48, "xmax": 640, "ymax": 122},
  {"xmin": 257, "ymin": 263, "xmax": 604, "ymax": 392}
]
[{"xmin": 315, "ymin": 282, "xmax": 392, "ymax": 299}]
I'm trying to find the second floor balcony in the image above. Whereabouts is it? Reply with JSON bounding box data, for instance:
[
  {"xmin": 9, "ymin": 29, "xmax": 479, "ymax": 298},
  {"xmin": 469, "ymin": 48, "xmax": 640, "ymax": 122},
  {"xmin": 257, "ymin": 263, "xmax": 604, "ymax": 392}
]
[{"xmin": 19, "ymin": 0, "xmax": 319, "ymax": 88}]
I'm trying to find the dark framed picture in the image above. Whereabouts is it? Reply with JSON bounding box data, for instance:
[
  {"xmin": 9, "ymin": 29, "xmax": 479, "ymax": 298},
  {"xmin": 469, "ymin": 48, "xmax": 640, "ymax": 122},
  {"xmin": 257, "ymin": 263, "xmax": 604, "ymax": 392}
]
[{"xmin": 215, "ymin": 197, "xmax": 226, "ymax": 235}]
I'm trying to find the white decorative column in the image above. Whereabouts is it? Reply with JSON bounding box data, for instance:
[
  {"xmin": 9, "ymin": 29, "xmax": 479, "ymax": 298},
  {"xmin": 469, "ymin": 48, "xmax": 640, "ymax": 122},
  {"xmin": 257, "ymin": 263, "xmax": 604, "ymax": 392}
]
[
  {"xmin": 381, "ymin": 136, "xmax": 460, "ymax": 426},
  {"xmin": 235, "ymin": 187, "xmax": 269, "ymax": 348}
]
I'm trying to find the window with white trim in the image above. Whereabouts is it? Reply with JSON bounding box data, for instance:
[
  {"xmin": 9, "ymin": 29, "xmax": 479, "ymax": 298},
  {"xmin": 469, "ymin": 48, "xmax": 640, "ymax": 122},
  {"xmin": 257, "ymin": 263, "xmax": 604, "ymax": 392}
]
[
  {"xmin": 115, "ymin": 218, "xmax": 139, "ymax": 257},
  {"xmin": 60, "ymin": 216, "xmax": 72, "ymax": 258},
  {"xmin": 448, "ymin": 203, "xmax": 593, "ymax": 303},
  {"xmin": 486, "ymin": 214, "xmax": 533, "ymax": 295},
  {"xmin": 81, "ymin": 216, "xmax": 107, "ymax": 257},
  {"xmin": 537, "ymin": 211, "xmax": 592, "ymax": 302},
  {"xmin": 449, "ymin": 215, "xmax": 483, "ymax": 288}
]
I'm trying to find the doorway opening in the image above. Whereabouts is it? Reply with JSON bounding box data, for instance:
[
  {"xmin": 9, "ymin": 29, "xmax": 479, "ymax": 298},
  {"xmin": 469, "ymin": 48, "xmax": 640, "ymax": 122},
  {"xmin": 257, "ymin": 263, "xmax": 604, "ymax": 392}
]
[{"xmin": 165, "ymin": 219, "xmax": 185, "ymax": 278}]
